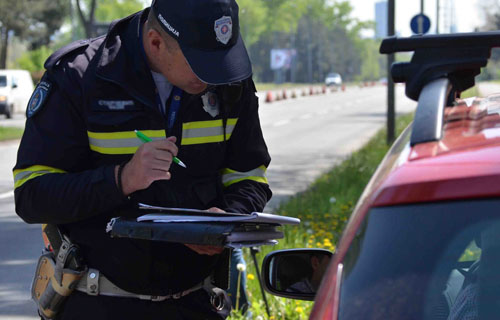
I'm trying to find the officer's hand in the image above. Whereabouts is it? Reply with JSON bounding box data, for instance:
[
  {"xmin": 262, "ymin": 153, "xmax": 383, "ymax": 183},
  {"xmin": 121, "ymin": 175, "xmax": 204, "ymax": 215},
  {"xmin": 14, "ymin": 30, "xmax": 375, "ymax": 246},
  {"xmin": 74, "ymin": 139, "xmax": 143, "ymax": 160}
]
[
  {"xmin": 185, "ymin": 244, "xmax": 224, "ymax": 255},
  {"xmin": 184, "ymin": 207, "xmax": 225, "ymax": 255},
  {"xmin": 119, "ymin": 136, "xmax": 178, "ymax": 195}
]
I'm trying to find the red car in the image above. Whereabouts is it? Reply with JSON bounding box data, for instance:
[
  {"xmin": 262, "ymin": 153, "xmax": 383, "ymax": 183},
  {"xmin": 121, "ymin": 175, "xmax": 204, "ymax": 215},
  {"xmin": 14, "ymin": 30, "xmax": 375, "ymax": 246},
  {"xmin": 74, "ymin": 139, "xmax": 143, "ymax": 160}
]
[{"xmin": 262, "ymin": 32, "xmax": 500, "ymax": 319}]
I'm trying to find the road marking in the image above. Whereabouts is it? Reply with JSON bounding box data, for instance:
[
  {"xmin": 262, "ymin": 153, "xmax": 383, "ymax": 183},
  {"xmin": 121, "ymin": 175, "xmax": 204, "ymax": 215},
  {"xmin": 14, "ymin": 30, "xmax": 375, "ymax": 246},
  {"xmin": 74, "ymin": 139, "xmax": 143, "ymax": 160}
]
[
  {"xmin": 274, "ymin": 120, "xmax": 290, "ymax": 127},
  {"xmin": 300, "ymin": 113, "xmax": 313, "ymax": 120},
  {"xmin": 0, "ymin": 190, "xmax": 14, "ymax": 199},
  {"xmin": 0, "ymin": 259, "xmax": 37, "ymax": 266}
]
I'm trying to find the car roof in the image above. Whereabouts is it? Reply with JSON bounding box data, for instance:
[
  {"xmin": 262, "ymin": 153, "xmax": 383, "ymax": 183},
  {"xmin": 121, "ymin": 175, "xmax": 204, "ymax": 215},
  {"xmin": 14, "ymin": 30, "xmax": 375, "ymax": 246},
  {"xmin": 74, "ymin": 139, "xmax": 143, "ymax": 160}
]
[{"xmin": 373, "ymin": 96, "xmax": 500, "ymax": 207}]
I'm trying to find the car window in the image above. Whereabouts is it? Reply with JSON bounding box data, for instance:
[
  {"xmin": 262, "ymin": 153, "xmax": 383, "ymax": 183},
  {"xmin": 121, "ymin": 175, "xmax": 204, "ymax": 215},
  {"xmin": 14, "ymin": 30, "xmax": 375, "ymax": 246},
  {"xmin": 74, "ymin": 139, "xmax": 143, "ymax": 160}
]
[
  {"xmin": 339, "ymin": 199, "xmax": 500, "ymax": 320},
  {"xmin": 0, "ymin": 76, "xmax": 6, "ymax": 87}
]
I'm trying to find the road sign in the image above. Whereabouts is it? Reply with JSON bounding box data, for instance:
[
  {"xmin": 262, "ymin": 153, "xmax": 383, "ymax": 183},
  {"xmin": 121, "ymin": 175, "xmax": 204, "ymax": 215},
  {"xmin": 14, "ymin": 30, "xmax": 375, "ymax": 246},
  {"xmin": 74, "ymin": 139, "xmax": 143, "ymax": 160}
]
[{"xmin": 410, "ymin": 14, "xmax": 431, "ymax": 34}]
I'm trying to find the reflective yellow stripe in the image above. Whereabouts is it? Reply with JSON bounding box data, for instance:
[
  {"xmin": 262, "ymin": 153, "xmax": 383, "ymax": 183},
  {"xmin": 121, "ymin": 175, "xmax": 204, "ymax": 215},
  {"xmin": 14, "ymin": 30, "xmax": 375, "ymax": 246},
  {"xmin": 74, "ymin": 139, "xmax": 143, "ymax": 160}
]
[
  {"xmin": 221, "ymin": 165, "xmax": 268, "ymax": 187},
  {"xmin": 89, "ymin": 145, "xmax": 140, "ymax": 155},
  {"xmin": 181, "ymin": 118, "xmax": 238, "ymax": 146},
  {"xmin": 182, "ymin": 134, "xmax": 233, "ymax": 146},
  {"xmin": 88, "ymin": 130, "xmax": 166, "ymax": 155},
  {"xmin": 87, "ymin": 130, "xmax": 166, "ymax": 140},
  {"xmin": 183, "ymin": 118, "xmax": 238, "ymax": 130},
  {"xmin": 13, "ymin": 165, "xmax": 67, "ymax": 189}
]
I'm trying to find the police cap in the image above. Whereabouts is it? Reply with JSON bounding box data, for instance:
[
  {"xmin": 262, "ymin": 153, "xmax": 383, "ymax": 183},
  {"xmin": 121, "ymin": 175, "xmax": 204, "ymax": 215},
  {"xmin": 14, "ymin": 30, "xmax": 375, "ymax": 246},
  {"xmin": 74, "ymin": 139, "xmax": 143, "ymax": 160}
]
[{"xmin": 151, "ymin": 0, "xmax": 252, "ymax": 85}]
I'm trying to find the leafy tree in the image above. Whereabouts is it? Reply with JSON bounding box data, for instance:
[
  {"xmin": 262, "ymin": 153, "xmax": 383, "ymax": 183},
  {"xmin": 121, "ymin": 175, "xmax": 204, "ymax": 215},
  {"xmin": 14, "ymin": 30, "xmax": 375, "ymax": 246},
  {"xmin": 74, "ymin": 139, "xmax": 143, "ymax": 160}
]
[
  {"xmin": 356, "ymin": 39, "xmax": 380, "ymax": 81},
  {"xmin": 75, "ymin": 0, "xmax": 98, "ymax": 38},
  {"xmin": 16, "ymin": 45, "xmax": 52, "ymax": 72},
  {"xmin": 75, "ymin": 0, "xmax": 146, "ymax": 38},
  {"xmin": 476, "ymin": 0, "xmax": 500, "ymax": 80},
  {"xmin": 0, "ymin": 0, "xmax": 68, "ymax": 68},
  {"xmin": 238, "ymin": 0, "xmax": 268, "ymax": 48},
  {"xmin": 244, "ymin": 0, "xmax": 372, "ymax": 83}
]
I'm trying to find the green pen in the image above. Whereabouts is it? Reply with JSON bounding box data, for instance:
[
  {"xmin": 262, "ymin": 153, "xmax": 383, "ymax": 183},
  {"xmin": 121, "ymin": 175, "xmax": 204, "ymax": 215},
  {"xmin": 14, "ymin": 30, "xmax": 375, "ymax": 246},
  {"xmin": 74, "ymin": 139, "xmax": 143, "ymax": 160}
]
[{"xmin": 134, "ymin": 130, "xmax": 187, "ymax": 168}]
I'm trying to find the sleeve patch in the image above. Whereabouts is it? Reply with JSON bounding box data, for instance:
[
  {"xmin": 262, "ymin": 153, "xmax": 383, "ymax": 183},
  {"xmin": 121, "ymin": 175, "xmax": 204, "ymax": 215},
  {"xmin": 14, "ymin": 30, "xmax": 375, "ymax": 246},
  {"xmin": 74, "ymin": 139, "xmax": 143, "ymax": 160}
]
[{"xmin": 27, "ymin": 81, "xmax": 52, "ymax": 118}]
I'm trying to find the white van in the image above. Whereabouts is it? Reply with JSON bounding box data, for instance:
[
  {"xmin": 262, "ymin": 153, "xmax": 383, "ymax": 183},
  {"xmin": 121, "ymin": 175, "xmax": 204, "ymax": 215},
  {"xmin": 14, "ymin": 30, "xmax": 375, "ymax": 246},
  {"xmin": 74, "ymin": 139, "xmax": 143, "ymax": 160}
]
[{"xmin": 0, "ymin": 70, "xmax": 34, "ymax": 118}]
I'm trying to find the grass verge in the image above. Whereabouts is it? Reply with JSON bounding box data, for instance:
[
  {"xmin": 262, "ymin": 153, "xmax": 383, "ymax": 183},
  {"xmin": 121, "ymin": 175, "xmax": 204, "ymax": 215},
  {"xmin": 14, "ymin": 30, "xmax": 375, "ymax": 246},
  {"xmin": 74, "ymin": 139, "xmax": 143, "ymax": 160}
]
[
  {"xmin": 229, "ymin": 113, "xmax": 414, "ymax": 320},
  {"xmin": 461, "ymin": 86, "xmax": 479, "ymax": 99},
  {"xmin": 0, "ymin": 126, "xmax": 24, "ymax": 141}
]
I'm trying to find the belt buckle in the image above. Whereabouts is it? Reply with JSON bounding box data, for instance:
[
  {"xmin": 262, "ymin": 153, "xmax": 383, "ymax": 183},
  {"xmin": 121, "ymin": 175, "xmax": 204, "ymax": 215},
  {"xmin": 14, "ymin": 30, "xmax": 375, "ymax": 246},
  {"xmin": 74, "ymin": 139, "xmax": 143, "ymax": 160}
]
[
  {"xmin": 151, "ymin": 295, "xmax": 165, "ymax": 302},
  {"xmin": 172, "ymin": 292, "xmax": 183, "ymax": 299}
]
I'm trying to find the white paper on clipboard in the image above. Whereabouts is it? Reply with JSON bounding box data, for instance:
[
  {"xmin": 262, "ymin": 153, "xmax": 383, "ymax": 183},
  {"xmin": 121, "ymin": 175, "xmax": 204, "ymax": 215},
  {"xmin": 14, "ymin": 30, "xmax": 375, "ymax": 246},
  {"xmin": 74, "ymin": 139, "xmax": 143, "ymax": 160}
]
[{"xmin": 136, "ymin": 204, "xmax": 300, "ymax": 225}]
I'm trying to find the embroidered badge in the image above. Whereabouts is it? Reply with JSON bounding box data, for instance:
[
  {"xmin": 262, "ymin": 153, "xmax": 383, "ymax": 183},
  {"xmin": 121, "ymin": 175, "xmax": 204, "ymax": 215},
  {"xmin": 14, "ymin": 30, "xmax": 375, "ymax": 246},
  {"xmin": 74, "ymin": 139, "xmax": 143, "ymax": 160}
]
[
  {"xmin": 98, "ymin": 100, "xmax": 135, "ymax": 111},
  {"xmin": 214, "ymin": 16, "xmax": 232, "ymax": 45},
  {"xmin": 27, "ymin": 81, "xmax": 52, "ymax": 118},
  {"xmin": 201, "ymin": 92, "xmax": 219, "ymax": 118}
]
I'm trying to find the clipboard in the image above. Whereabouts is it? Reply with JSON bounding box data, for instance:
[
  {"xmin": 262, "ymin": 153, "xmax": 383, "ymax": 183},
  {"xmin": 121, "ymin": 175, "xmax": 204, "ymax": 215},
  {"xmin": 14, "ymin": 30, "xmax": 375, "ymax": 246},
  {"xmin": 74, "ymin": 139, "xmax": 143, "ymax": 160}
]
[
  {"xmin": 107, "ymin": 218, "xmax": 285, "ymax": 248},
  {"xmin": 106, "ymin": 204, "xmax": 300, "ymax": 248}
]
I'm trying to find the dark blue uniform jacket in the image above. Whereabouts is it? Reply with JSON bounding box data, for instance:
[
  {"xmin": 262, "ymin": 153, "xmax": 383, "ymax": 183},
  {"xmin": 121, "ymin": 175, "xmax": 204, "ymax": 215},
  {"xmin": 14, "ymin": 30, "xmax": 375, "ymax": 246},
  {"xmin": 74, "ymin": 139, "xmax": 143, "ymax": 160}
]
[{"xmin": 13, "ymin": 9, "xmax": 271, "ymax": 295}]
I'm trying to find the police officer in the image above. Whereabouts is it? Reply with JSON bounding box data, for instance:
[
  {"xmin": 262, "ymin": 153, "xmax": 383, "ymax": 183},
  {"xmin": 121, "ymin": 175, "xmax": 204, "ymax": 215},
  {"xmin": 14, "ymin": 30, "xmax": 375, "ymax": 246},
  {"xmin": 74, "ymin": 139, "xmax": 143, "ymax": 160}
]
[{"xmin": 13, "ymin": 0, "xmax": 271, "ymax": 319}]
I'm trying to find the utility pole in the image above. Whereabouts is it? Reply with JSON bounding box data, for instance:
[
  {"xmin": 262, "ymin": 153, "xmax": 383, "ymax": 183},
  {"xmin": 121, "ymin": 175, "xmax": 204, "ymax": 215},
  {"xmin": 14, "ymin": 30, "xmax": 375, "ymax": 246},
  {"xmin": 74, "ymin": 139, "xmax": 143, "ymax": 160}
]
[
  {"xmin": 436, "ymin": 0, "xmax": 440, "ymax": 34},
  {"xmin": 387, "ymin": 0, "xmax": 395, "ymax": 144},
  {"xmin": 307, "ymin": 6, "xmax": 313, "ymax": 83}
]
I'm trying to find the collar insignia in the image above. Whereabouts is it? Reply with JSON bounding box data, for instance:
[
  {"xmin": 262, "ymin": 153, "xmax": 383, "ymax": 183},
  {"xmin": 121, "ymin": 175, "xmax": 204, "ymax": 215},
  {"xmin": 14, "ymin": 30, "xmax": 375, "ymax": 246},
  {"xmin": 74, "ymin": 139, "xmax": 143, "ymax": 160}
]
[{"xmin": 201, "ymin": 92, "xmax": 219, "ymax": 117}]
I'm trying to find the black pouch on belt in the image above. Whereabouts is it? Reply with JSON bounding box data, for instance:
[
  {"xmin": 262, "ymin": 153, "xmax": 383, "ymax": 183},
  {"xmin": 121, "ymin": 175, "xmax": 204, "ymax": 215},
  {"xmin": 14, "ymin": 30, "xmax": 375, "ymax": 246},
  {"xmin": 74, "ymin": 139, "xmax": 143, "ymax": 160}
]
[{"xmin": 31, "ymin": 230, "xmax": 87, "ymax": 320}]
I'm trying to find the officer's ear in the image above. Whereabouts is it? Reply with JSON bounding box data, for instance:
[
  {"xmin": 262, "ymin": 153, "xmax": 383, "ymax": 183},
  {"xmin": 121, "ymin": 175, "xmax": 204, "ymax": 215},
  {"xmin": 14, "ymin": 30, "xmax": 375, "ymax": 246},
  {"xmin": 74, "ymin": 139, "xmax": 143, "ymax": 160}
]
[{"xmin": 145, "ymin": 28, "xmax": 165, "ymax": 55}]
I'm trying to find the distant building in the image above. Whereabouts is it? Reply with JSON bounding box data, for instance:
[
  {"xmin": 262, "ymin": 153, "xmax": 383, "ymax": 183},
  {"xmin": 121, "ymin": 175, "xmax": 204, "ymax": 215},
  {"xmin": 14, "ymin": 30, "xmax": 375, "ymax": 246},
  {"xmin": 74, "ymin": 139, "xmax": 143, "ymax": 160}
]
[{"xmin": 375, "ymin": 1, "xmax": 388, "ymax": 39}]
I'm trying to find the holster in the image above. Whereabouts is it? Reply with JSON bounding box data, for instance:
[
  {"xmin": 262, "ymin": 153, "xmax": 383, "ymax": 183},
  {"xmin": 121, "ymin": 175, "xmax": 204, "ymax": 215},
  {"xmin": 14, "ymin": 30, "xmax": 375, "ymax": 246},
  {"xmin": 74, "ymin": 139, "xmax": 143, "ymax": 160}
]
[{"xmin": 31, "ymin": 236, "xmax": 86, "ymax": 320}]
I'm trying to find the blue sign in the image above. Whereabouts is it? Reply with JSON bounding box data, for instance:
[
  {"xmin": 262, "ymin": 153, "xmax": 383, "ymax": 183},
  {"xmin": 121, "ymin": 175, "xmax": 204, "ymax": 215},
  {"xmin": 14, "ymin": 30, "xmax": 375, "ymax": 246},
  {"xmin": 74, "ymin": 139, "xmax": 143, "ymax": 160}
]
[{"xmin": 410, "ymin": 14, "xmax": 431, "ymax": 34}]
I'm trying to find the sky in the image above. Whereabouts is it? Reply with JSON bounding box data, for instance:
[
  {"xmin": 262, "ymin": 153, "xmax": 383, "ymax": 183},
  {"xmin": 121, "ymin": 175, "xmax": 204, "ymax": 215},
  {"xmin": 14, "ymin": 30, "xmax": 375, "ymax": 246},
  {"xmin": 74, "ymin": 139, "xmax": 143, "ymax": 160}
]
[{"xmin": 349, "ymin": 0, "xmax": 483, "ymax": 37}]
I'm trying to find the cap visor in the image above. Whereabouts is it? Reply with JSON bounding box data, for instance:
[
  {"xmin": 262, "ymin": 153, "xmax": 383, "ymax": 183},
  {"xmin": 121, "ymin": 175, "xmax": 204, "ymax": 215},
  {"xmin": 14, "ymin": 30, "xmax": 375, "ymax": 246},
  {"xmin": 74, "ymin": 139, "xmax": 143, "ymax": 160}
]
[{"xmin": 180, "ymin": 34, "xmax": 252, "ymax": 85}]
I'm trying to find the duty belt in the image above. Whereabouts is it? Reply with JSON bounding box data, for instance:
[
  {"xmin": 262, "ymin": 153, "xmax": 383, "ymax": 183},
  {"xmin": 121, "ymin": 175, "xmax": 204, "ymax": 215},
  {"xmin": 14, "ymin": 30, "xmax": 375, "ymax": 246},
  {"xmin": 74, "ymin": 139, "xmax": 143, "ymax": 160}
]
[{"xmin": 75, "ymin": 268, "xmax": 209, "ymax": 301}]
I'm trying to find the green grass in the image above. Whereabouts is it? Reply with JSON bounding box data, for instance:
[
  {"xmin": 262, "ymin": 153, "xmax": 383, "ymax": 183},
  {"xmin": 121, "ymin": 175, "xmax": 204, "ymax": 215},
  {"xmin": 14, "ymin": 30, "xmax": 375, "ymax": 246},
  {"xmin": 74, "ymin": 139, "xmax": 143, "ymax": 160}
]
[
  {"xmin": 0, "ymin": 126, "xmax": 24, "ymax": 141},
  {"xmin": 230, "ymin": 113, "xmax": 414, "ymax": 320},
  {"xmin": 461, "ymin": 86, "xmax": 479, "ymax": 99}
]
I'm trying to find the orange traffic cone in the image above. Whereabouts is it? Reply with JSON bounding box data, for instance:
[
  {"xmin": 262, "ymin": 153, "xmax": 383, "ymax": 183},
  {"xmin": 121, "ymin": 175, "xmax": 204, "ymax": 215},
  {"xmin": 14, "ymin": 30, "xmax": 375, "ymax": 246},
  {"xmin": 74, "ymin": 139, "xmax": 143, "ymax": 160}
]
[{"xmin": 265, "ymin": 91, "xmax": 273, "ymax": 103}]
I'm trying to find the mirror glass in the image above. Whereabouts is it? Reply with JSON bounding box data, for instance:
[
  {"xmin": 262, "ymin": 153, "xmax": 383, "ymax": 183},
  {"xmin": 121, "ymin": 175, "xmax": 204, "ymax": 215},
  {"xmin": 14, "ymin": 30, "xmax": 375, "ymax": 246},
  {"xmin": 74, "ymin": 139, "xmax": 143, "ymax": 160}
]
[{"xmin": 267, "ymin": 251, "xmax": 332, "ymax": 296}]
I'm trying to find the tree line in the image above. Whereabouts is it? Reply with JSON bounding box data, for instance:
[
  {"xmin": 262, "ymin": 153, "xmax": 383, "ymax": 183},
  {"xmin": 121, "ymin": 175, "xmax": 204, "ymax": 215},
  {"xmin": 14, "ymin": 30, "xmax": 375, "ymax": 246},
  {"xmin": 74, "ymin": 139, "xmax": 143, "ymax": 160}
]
[{"xmin": 1, "ymin": 0, "xmax": 384, "ymax": 83}]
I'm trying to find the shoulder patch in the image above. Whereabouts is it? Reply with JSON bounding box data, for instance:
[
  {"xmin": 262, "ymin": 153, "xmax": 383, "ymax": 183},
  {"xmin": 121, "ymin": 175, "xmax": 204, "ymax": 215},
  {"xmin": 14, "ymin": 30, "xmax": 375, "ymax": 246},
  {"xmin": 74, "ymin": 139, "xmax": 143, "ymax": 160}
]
[{"xmin": 27, "ymin": 81, "xmax": 52, "ymax": 118}]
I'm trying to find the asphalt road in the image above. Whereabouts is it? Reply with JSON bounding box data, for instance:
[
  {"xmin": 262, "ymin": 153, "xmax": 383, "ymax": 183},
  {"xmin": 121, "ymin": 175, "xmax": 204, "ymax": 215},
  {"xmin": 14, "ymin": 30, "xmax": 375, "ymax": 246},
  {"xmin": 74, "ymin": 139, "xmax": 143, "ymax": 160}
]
[
  {"xmin": 0, "ymin": 84, "xmax": 415, "ymax": 319},
  {"xmin": 260, "ymin": 85, "xmax": 415, "ymax": 210}
]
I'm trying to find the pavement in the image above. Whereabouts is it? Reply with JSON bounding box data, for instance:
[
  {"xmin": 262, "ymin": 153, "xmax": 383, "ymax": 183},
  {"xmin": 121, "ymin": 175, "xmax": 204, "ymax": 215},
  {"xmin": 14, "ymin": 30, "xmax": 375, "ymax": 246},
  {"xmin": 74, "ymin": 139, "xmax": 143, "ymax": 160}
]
[{"xmin": 477, "ymin": 82, "xmax": 500, "ymax": 97}]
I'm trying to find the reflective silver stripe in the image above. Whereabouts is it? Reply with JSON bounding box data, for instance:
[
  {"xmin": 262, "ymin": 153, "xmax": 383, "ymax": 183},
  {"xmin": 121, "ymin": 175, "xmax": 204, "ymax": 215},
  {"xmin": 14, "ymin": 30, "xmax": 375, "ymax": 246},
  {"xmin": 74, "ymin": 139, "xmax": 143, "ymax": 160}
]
[
  {"xmin": 88, "ymin": 137, "xmax": 143, "ymax": 149},
  {"xmin": 87, "ymin": 130, "xmax": 166, "ymax": 155},
  {"xmin": 182, "ymin": 124, "xmax": 236, "ymax": 140},
  {"xmin": 13, "ymin": 170, "xmax": 53, "ymax": 184},
  {"xmin": 13, "ymin": 165, "xmax": 67, "ymax": 189},
  {"xmin": 221, "ymin": 166, "xmax": 268, "ymax": 187},
  {"xmin": 181, "ymin": 118, "xmax": 238, "ymax": 145}
]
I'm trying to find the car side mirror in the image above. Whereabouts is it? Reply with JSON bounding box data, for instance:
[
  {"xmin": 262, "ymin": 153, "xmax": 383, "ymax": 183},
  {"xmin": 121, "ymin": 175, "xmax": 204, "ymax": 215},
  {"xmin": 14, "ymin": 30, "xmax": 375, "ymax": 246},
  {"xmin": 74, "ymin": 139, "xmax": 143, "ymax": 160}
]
[
  {"xmin": 12, "ymin": 83, "xmax": 18, "ymax": 89},
  {"xmin": 262, "ymin": 248, "xmax": 333, "ymax": 301}
]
